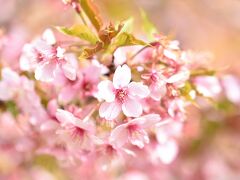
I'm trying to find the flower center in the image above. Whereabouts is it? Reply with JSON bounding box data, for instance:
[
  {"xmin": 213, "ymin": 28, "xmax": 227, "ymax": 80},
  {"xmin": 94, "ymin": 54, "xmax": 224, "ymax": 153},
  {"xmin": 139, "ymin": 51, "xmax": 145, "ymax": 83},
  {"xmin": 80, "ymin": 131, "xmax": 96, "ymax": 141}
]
[
  {"xmin": 34, "ymin": 49, "xmax": 44, "ymax": 62},
  {"xmin": 127, "ymin": 124, "xmax": 140, "ymax": 133},
  {"xmin": 150, "ymin": 73, "xmax": 158, "ymax": 82},
  {"xmin": 82, "ymin": 80, "xmax": 93, "ymax": 92},
  {"xmin": 71, "ymin": 126, "xmax": 85, "ymax": 139},
  {"xmin": 115, "ymin": 88, "xmax": 128, "ymax": 103},
  {"xmin": 106, "ymin": 144, "xmax": 115, "ymax": 155}
]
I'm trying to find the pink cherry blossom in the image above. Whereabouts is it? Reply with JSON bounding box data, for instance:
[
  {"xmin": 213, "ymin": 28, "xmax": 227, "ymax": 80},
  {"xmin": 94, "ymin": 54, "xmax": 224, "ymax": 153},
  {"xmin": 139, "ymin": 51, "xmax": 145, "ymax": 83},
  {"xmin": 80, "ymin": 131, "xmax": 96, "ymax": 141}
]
[
  {"xmin": 142, "ymin": 70, "xmax": 167, "ymax": 101},
  {"xmin": 221, "ymin": 75, "xmax": 240, "ymax": 104},
  {"xmin": 152, "ymin": 139, "xmax": 178, "ymax": 164},
  {"xmin": 0, "ymin": 1, "xmax": 235, "ymax": 178},
  {"xmin": 0, "ymin": 67, "xmax": 21, "ymax": 101},
  {"xmin": 167, "ymin": 98, "xmax": 186, "ymax": 121},
  {"xmin": 98, "ymin": 64, "xmax": 150, "ymax": 120},
  {"xmin": 0, "ymin": 68, "xmax": 49, "ymax": 125},
  {"xmin": 110, "ymin": 114, "xmax": 161, "ymax": 148},
  {"xmin": 165, "ymin": 41, "xmax": 180, "ymax": 57},
  {"xmin": 20, "ymin": 29, "xmax": 77, "ymax": 82},
  {"xmin": 55, "ymin": 109, "xmax": 98, "ymax": 150},
  {"xmin": 58, "ymin": 64, "xmax": 101, "ymax": 104},
  {"xmin": 154, "ymin": 119, "xmax": 183, "ymax": 164},
  {"xmin": 193, "ymin": 76, "xmax": 222, "ymax": 98},
  {"xmin": 0, "ymin": 26, "xmax": 28, "ymax": 69},
  {"xmin": 142, "ymin": 67, "xmax": 189, "ymax": 101},
  {"xmin": 113, "ymin": 46, "xmax": 144, "ymax": 66}
]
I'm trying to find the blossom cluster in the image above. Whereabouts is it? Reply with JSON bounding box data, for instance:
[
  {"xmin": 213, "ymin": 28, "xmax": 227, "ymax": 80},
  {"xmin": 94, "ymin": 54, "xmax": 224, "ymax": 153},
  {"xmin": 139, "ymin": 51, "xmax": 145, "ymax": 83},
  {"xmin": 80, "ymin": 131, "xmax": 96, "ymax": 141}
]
[{"xmin": 1, "ymin": 1, "xmax": 240, "ymax": 179}]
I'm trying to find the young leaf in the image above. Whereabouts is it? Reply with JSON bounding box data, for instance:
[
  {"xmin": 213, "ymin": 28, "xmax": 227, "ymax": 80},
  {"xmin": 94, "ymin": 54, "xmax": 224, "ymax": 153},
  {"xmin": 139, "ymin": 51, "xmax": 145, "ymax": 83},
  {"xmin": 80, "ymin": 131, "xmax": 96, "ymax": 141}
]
[
  {"xmin": 140, "ymin": 9, "xmax": 158, "ymax": 40},
  {"xmin": 118, "ymin": 17, "xmax": 134, "ymax": 34},
  {"xmin": 114, "ymin": 32, "xmax": 147, "ymax": 47},
  {"xmin": 5, "ymin": 101, "xmax": 19, "ymax": 117},
  {"xmin": 107, "ymin": 32, "xmax": 148, "ymax": 53},
  {"xmin": 79, "ymin": 41, "xmax": 104, "ymax": 59},
  {"xmin": 34, "ymin": 154, "xmax": 59, "ymax": 172},
  {"xmin": 190, "ymin": 69, "xmax": 216, "ymax": 77},
  {"xmin": 33, "ymin": 154, "xmax": 67, "ymax": 180},
  {"xmin": 57, "ymin": 25, "xmax": 99, "ymax": 44},
  {"xmin": 79, "ymin": 0, "xmax": 103, "ymax": 31}
]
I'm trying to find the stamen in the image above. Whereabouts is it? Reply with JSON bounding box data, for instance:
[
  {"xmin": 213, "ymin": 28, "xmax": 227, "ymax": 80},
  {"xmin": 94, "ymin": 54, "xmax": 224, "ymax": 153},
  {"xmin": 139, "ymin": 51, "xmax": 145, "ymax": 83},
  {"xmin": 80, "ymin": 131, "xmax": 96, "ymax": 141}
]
[{"xmin": 115, "ymin": 88, "xmax": 128, "ymax": 103}]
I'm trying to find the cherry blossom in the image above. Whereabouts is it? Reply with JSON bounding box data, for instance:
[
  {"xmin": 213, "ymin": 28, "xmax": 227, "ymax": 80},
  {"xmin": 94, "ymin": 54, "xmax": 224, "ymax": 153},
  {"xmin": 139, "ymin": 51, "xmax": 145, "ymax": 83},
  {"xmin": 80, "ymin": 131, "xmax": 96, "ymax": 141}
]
[
  {"xmin": 110, "ymin": 114, "xmax": 161, "ymax": 148},
  {"xmin": 142, "ymin": 67, "xmax": 189, "ymax": 101},
  {"xmin": 141, "ymin": 70, "xmax": 167, "ymax": 101},
  {"xmin": 0, "ymin": 68, "xmax": 49, "ymax": 125},
  {"xmin": 98, "ymin": 64, "xmax": 150, "ymax": 120},
  {"xmin": 0, "ymin": 68, "xmax": 21, "ymax": 101},
  {"xmin": 193, "ymin": 76, "xmax": 222, "ymax": 98},
  {"xmin": 58, "ymin": 64, "xmax": 101, "ymax": 103},
  {"xmin": 221, "ymin": 75, "xmax": 240, "ymax": 104},
  {"xmin": 0, "ymin": 1, "xmax": 235, "ymax": 178},
  {"xmin": 20, "ymin": 29, "xmax": 77, "ymax": 82},
  {"xmin": 55, "ymin": 109, "xmax": 99, "ymax": 150}
]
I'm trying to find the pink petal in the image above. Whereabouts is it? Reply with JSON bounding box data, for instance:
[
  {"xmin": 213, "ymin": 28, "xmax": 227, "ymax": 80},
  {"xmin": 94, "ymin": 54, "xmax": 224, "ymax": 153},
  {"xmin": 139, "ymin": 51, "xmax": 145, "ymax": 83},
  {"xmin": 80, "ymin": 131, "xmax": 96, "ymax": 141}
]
[
  {"xmin": 113, "ymin": 64, "xmax": 131, "ymax": 88},
  {"xmin": 130, "ymin": 114, "xmax": 161, "ymax": 129},
  {"xmin": 75, "ymin": 120, "xmax": 94, "ymax": 132},
  {"xmin": 83, "ymin": 65, "xmax": 101, "ymax": 82},
  {"xmin": 194, "ymin": 76, "xmax": 221, "ymax": 97},
  {"xmin": 19, "ymin": 44, "xmax": 38, "ymax": 71},
  {"xmin": 110, "ymin": 124, "xmax": 128, "ymax": 148},
  {"xmin": 0, "ymin": 82, "xmax": 15, "ymax": 101},
  {"xmin": 156, "ymin": 139, "xmax": 178, "ymax": 164},
  {"xmin": 33, "ymin": 38, "xmax": 53, "ymax": 57},
  {"xmin": 97, "ymin": 80, "xmax": 115, "ymax": 102},
  {"xmin": 92, "ymin": 59, "xmax": 109, "ymax": 74},
  {"xmin": 167, "ymin": 70, "xmax": 190, "ymax": 84},
  {"xmin": 55, "ymin": 109, "xmax": 76, "ymax": 126},
  {"xmin": 51, "ymin": 66, "xmax": 68, "ymax": 86},
  {"xmin": 128, "ymin": 82, "xmax": 150, "ymax": 98},
  {"xmin": 88, "ymin": 134, "xmax": 104, "ymax": 145},
  {"xmin": 99, "ymin": 102, "xmax": 121, "ymax": 120},
  {"xmin": 64, "ymin": 53, "xmax": 78, "ymax": 66},
  {"xmin": 35, "ymin": 61, "xmax": 56, "ymax": 82},
  {"xmin": 42, "ymin": 28, "xmax": 56, "ymax": 45},
  {"xmin": 149, "ymin": 82, "xmax": 166, "ymax": 101},
  {"xmin": 222, "ymin": 75, "xmax": 240, "ymax": 104},
  {"xmin": 122, "ymin": 98, "xmax": 142, "ymax": 117},
  {"xmin": 168, "ymin": 40, "xmax": 180, "ymax": 50},
  {"xmin": 56, "ymin": 47, "xmax": 65, "ymax": 58},
  {"xmin": 163, "ymin": 49, "xmax": 177, "ymax": 61},
  {"xmin": 58, "ymin": 85, "xmax": 78, "ymax": 104},
  {"xmin": 113, "ymin": 47, "xmax": 127, "ymax": 66},
  {"xmin": 2, "ymin": 68, "xmax": 20, "ymax": 85},
  {"xmin": 40, "ymin": 120, "xmax": 58, "ymax": 132},
  {"xmin": 47, "ymin": 99, "xmax": 58, "ymax": 117},
  {"xmin": 129, "ymin": 129, "xmax": 149, "ymax": 148},
  {"xmin": 61, "ymin": 61, "xmax": 77, "ymax": 81}
]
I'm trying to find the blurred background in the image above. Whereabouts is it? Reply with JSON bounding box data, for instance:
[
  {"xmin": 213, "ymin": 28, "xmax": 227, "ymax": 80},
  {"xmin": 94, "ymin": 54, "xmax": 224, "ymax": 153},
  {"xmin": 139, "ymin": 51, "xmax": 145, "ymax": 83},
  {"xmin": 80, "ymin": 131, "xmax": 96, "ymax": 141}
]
[
  {"xmin": 0, "ymin": 0, "xmax": 240, "ymax": 179},
  {"xmin": 1, "ymin": 0, "xmax": 240, "ymax": 74}
]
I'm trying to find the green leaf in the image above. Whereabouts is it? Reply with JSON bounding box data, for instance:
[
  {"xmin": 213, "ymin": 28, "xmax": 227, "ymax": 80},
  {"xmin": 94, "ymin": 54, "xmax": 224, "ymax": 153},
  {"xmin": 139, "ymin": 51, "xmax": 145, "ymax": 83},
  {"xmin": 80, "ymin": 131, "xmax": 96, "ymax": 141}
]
[
  {"xmin": 116, "ymin": 33, "xmax": 146, "ymax": 46},
  {"xmin": 118, "ymin": 17, "xmax": 134, "ymax": 34},
  {"xmin": 180, "ymin": 81, "xmax": 195, "ymax": 101},
  {"xmin": 79, "ymin": 0, "xmax": 103, "ymax": 31},
  {"xmin": 57, "ymin": 25, "xmax": 99, "ymax": 44},
  {"xmin": 140, "ymin": 9, "xmax": 158, "ymax": 40},
  {"xmin": 33, "ymin": 154, "xmax": 68, "ymax": 180},
  {"xmin": 190, "ymin": 69, "xmax": 216, "ymax": 77},
  {"xmin": 34, "ymin": 154, "xmax": 59, "ymax": 172},
  {"xmin": 6, "ymin": 101, "xmax": 19, "ymax": 117},
  {"xmin": 214, "ymin": 99, "xmax": 235, "ymax": 113},
  {"xmin": 79, "ymin": 41, "xmax": 104, "ymax": 59},
  {"xmin": 106, "ymin": 32, "xmax": 147, "ymax": 54}
]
